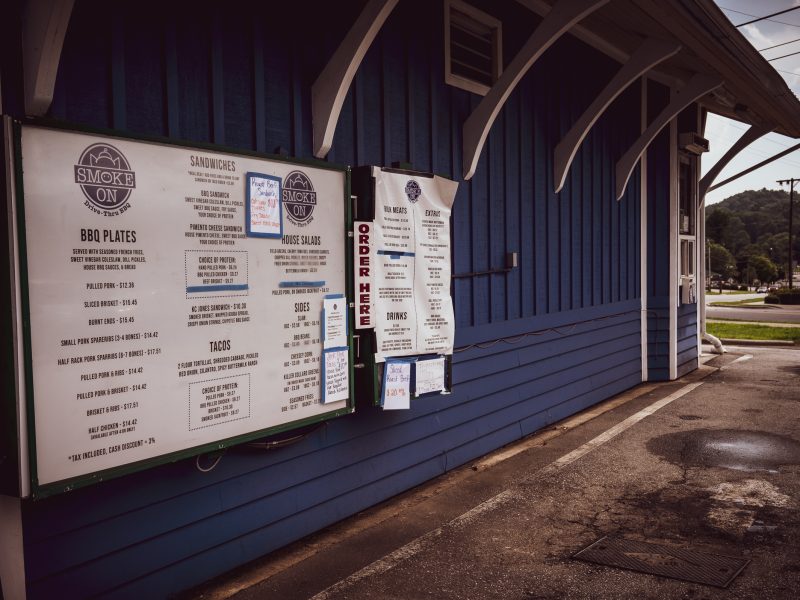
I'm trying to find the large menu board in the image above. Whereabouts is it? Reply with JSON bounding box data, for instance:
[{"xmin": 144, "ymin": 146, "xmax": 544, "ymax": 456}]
[
  {"xmin": 18, "ymin": 125, "xmax": 351, "ymax": 491},
  {"xmin": 368, "ymin": 168, "xmax": 457, "ymax": 360}
]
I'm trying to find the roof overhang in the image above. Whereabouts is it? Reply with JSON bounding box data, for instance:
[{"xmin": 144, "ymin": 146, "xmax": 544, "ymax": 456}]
[{"xmin": 517, "ymin": 0, "xmax": 800, "ymax": 138}]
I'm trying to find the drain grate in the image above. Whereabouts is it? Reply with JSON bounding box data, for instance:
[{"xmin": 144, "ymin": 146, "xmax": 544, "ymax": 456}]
[{"xmin": 573, "ymin": 536, "xmax": 749, "ymax": 588}]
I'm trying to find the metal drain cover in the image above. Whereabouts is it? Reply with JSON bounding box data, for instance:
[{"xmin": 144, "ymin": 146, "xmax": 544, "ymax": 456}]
[{"xmin": 573, "ymin": 536, "xmax": 749, "ymax": 588}]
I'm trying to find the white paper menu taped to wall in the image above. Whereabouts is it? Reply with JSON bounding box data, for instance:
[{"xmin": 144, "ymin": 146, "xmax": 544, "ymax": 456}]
[{"xmin": 370, "ymin": 168, "xmax": 458, "ymax": 361}]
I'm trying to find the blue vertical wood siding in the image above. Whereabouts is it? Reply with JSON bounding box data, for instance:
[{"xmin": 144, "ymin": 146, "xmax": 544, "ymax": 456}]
[
  {"xmin": 677, "ymin": 303, "xmax": 699, "ymax": 377},
  {"xmin": 13, "ymin": 1, "xmax": 655, "ymax": 597},
  {"xmin": 646, "ymin": 81, "xmax": 672, "ymax": 381}
]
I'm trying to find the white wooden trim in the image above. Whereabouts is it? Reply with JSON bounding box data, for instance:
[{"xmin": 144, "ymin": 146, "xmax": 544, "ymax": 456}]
[
  {"xmin": 706, "ymin": 141, "xmax": 800, "ymax": 195},
  {"xmin": 444, "ymin": 0, "xmax": 503, "ymax": 96},
  {"xmin": 615, "ymin": 73, "xmax": 723, "ymax": 201},
  {"xmin": 311, "ymin": 0, "xmax": 399, "ymax": 159},
  {"xmin": 696, "ymin": 108, "xmax": 704, "ymax": 357},
  {"xmin": 0, "ymin": 496, "xmax": 25, "ymax": 600},
  {"xmin": 23, "ymin": 0, "xmax": 74, "ymax": 116},
  {"xmin": 514, "ymin": 0, "xmax": 683, "ymax": 88},
  {"xmin": 669, "ymin": 102, "xmax": 678, "ymax": 380},
  {"xmin": 640, "ymin": 78, "xmax": 648, "ymax": 382},
  {"xmin": 462, "ymin": 0, "xmax": 609, "ymax": 179},
  {"xmin": 698, "ymin": 124, "xmax": 773, "ymax": 203},
  {"xmin": 554, "ymin": 38, "xmax": 680, "ymax": 193}
]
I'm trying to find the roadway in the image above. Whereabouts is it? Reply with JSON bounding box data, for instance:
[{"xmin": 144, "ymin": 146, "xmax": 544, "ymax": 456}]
[{"xmin": 705, "ymin": 292, "xmax": 800, "ymax": 324}]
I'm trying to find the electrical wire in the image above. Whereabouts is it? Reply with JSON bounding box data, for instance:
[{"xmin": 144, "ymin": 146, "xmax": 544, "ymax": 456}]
[
  {"xmin": 768, "ymin": 48, "xmax": 800, "ymax": 62},
  {"xmin": 758, "ymin": 36, "xmax": 800, "ymax": 52},
  {"xmin": 776, "ymin": 67, "xmax": 800, "ymax": 77},
  {"xmin": 245, "ymin": 422, "xmax": 326, "ymax": 450},
  {"xmin": 718, "ymin": 5, "xmax": 800, "ymax": 28},
  {"xmin": 195, "ymin": 451, "xmax": 225, "ymax": 472},
  {"xmin": 734, "ymin": 6, "xmax": 800, "ymax": 28}
]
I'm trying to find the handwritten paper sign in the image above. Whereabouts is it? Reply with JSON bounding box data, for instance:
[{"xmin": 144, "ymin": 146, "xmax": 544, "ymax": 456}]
[
  {"xmin": 415, "ymin": 356, "xmax": 445, "ymax": 396},
  {"xmin": 322, "ymin": 348, "xmax": 349, "ymax": 404},
  {"xmin": 323, "ymin": 294, "xmax": 347, "ymax": 349},
  {"xmin": 382, "ymin": 360, "xmax": 411, "ymax": 410},
  {"xmin": 246, "ymin": 172, "xmax": 282, "ymax": 238}
]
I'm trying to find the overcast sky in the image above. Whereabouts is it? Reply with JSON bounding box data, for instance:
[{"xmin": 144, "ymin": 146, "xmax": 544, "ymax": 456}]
[{"xmin": 703, "ymin": 1, "xmax": 800, "ymax": 205}]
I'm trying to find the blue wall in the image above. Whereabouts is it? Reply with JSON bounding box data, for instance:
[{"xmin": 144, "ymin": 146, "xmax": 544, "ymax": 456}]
[
  {"xmin": 677, "ymin": 303, "xmax": 699, "ymax": 376},
  {"xmin": 13, "ymin": 1, "xmax": 649, "ymax": 597},
  {"xmin": 646, "ymin": 81, "xmax": 673, "ymax": 381}
]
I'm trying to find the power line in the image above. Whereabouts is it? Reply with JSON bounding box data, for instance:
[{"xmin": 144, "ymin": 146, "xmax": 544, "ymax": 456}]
[
  {"xmin": 735, "ymin": 6, "xmax": 800, "ymax": 27},
  {"xmin": 718, "ymin": 5, "xmax": 800, "ymax": 28},
  {"xmin": 776, "ymin": 67, "xmax": 800, "ymax": 77},
  {"xmin": 758, "ymin": 36, "xmax": 800, "ymax": 51},
  {"xmin": 768, "ymin": 48, "xmax": 800, "ymax": 61}
]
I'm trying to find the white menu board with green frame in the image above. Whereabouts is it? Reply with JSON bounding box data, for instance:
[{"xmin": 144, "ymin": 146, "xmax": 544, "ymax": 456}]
[{"xmin": 13, "ymin": 123, "xmax": 353, "ymax": 497}]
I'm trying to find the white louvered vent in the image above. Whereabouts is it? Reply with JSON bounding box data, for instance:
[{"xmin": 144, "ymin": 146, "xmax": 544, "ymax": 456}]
[{"xmin": 445, "ymin": 0, "xmax": 502, "ymax": 95}]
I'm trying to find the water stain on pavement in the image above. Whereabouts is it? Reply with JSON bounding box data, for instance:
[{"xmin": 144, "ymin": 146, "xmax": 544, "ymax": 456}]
[{"xmin": 647, "ymin": 429, "xmax": 800, "ymax": 473}]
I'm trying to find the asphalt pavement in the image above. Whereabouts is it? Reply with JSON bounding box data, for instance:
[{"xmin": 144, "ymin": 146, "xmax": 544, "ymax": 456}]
[
  {"xmin": 707, "ymin": 304, "xmax": 800, "ymax": 324},
  {"xmin": 705, "ymin": 292, "xmax": 765, "ymax": 305},
  {"xmin": 190, "ymin": 347, "xmax": 800, "ymax": 600}
]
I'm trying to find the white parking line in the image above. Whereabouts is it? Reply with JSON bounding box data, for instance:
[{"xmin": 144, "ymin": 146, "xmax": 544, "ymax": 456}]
[
  {"xmin": 719, "ymin": 354, "xmax": 753, "ymax": 371},
  {"xmin": 309, "ymin": 379, "xmax": 706, "ymax": 600}
]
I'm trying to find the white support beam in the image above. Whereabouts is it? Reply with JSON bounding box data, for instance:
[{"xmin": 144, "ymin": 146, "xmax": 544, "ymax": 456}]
[
  {"xmin": 553, "ymin": 37, "xmax": 681, "ymax": 193},
  {"xmin": 706, "ymin": 141, "xmax": 800, "ymax": 194},
  {"xmin": 23, "ymin": 0, "xmax": 74, "ymax": 116},
  {"xmin": 462, "ymin": 0, "xmax": 609, "ymax": 180},
  {"xmin": 615, "ymin": 73, "xmax": 723, "ymax": 200},
  {"xmin": 698, "ymin": 123, "xmax": 774, "ymax": 203},
  {"xmin": 311, "ymin": 0, "xmax": 398, "ymax": 159}
]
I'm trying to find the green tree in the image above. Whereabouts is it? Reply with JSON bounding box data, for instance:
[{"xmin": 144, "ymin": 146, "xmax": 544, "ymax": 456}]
[
  {"xmin": 750, "ymin": 255, "xmax": 778, "ymax": 283},
  {"xmin": 708, "ymin": 242, "xmax": 736, "ymax": 279},
  {"xmin": 758, "ymin": 233, "xmax": 789, "ymax": 278}
]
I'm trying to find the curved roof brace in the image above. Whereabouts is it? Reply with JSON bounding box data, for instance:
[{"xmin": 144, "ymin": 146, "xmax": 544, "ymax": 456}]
[
  {"xmin": 462, "ymin": 0, "xmax": 609, "ymax": 180},
  {"xmin": 23, "ymin": 0, "xmax": 75, "ymax": 116},
  {"xmin": 615, "ymin": 73, "xmax": 723, "ymax": 200},
  {"xmin": 706, "ymin": 140, "xmax": 800, "ymax": 194},
  {"xmin": 553, "ymin": 37, "xmax": 681, "ymax": 193},
  {"xmin": 698, "ymin": 123, "xmax": 774, "ymax": 205},
  {"xmin": 312, "ymin": 0, "xmax": 399, "ymax": 159}
]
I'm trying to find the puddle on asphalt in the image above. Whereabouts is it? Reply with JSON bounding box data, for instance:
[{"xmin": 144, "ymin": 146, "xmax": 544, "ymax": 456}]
[{"xmin": 647, "ymin": 429, "xmax": 800, "ymax": 473}]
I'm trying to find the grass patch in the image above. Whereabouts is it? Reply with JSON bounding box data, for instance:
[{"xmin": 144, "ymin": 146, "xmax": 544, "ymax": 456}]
[
  {"xmin": 709, "ymin": 297, "xmax": 764, "ymax": 307},
  {"xmin": 707, "ymin": 322, "xmax": 800, "ymax": 343}
]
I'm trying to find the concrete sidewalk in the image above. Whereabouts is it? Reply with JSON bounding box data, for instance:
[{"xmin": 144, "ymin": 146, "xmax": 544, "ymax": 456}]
[{"xmin": 188, "ymin": 347, "xmax": 800, "ymax": 600}]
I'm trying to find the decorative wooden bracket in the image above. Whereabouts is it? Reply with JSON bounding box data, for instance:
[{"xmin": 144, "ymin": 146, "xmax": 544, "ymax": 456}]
[
  {"xmin": 553, "ymin": 38, "xmax": 681, "ymax": 193},
  {"xmin": 23, "ymin": 0, "xmax": 75, "ymax": 116},
  {"xmin": 706, "ymin": 141, "xmax": 800, "ymax": 195},
  {"xmin": 311, "ymin": 0, "xmax": 398, "ymax": 159},
  {"xmin": 698, "ymin": 123, "xmax": 773, "ymax": 204},
  {"xmin": 462, "ymin": 0, "xmax": 609, "ymax": 180},
  {"xmin": 615, "ymin": 73, "xmax": 723, "ymax": 200}
]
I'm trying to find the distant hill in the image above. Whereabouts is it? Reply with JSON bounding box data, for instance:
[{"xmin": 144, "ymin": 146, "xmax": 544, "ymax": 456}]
[
  {"xmin": 707, "ymin": 188, "xmax": 789, "ymax": 243},
  {"xmin": 706, "ymin": 188, "xmax": 798, "ymax": 281}
]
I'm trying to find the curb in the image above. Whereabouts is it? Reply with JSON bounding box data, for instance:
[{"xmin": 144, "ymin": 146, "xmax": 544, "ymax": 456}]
[
  {"xmin": 719, "ymin": 338, "xmax": 796, "ymax": 347},
  {"xmin": 708, "ymin": 303, "xmax": 775, "ymax": 309}
]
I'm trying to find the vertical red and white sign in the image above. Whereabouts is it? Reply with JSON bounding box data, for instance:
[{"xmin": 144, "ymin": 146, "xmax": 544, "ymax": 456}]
[{"xmin": 354, "ymin": 221, "xmax": 375, "ymax": 329}]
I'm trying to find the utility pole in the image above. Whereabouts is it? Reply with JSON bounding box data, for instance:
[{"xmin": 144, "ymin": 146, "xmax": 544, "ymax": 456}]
[{"xmin": 777, "ymin": 178, "xmax": 797, "ymax": 289}]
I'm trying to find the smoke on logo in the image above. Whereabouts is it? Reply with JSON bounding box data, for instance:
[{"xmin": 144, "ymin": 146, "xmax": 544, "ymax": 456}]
[
  {"xmin": 283, "ymin": 170, "xmax": 316, "ymax": 225},
  {"xmin": 74, "ymin": 143, "xmax": 135, "ymax": 216}
]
